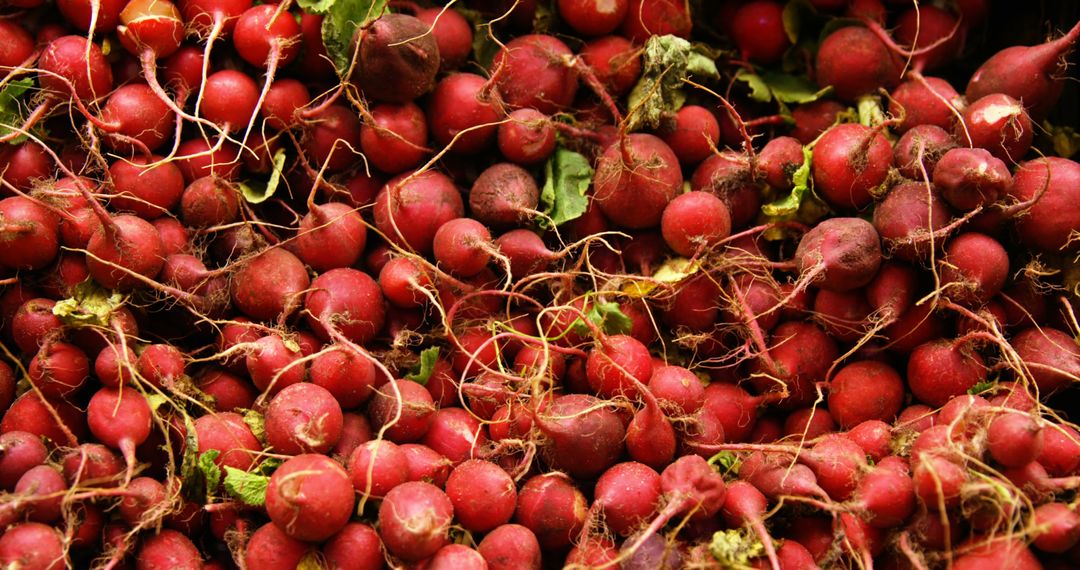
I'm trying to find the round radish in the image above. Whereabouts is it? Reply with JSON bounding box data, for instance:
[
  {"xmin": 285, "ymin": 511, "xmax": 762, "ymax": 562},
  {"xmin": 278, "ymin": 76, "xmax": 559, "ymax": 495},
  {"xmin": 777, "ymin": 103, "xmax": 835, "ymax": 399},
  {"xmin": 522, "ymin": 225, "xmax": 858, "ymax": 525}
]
[
  {"xmin": 378, "ymin": 481, "xmax": 453, "ymax": 562},
  {"xmin": 266, "ymin": 454, "xmax": 354, "ymax": 542}
]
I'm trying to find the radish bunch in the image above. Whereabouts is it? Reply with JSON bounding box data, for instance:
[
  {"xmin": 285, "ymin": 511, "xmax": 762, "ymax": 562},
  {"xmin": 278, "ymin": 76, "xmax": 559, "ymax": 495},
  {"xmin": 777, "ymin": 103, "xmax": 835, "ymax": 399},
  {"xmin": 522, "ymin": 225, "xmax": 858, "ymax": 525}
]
[{"xmin": 0, "ymin": 0, "xmax": 1079, "ymax": 569}]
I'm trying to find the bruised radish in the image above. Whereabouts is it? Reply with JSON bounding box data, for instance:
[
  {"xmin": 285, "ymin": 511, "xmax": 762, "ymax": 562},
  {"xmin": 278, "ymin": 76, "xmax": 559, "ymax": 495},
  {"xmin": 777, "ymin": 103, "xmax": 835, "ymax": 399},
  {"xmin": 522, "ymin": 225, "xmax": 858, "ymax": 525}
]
[
  {"xmin": 593, "ymin": 134, "xmax": 682, "ymax": 229},
  {"xmin": 956, "ymin": 93, "xmax": 1033, "ymax": 163},
  {"xmin": 794, "ymin": 217, "xmax": 882, "ymax": 292},
  {"xmin": 872, "ymin": 181, "xmax": 951, "ymax": 261},
  {"xmin": 932, "ymin": 148, "xmax": 1011, "ymax": 211},
  {"xmin": 470, "ymin": 163, "xmax": 541, "ymax": 228}
]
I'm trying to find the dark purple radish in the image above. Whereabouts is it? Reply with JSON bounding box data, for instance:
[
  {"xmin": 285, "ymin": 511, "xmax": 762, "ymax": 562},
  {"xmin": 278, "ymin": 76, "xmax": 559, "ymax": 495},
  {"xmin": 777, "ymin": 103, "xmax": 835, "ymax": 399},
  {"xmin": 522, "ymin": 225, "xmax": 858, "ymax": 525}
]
[
  {"xmin": 811, "ymin": 123, "xmax": 892, "ymax": 210},
  {"xmin": 357, "ymin": 13, "xmax": 441, "ymax": 103},
  {"xmin": 85, "ymin": 214, "xmax": 165, "ymax": 291},
  {"xmin": 814, "ymin": 26, "xmax": 900, "ymax": 102},
  {"xmin": 231, "ymin": 248, "xmax": 311, "ymax": 322},
  {"xmin": 266, "ymin": 454, "xmax": 354, "ymax": 542},
  {"xmin": 939, "ymin": 232, "xmax": 1009, "ymax": 306},
  {"xmin": 932, "ymin": 148, "xmax": 1011, "ymax": 211},
  {"xmin": 593, "ymin": 134, "xmax": 682, "ymax": 229},
  {"xmin": 534, "ymin": 394, "xmax": 626, "ymax": 479},
  {"xmin": 890, "ymin": 76, "xmax": 964, "ymax": 133},
  {"xmin": 360, "ymin": 102, "xmax": 429, "ymax": 174},
  {"xmin": 492, "ymin": 34, "xmax": 578, "ymax": 114},
  {"xmin": 872, "ymin": 181, "xmax": 951, "ymax": 261},
  {"xmin": 0, "ymin": 197, "xmax": 61, "ymax": 271},
  {"xmin": 304, "ymin": 268, "xmax": 385, "ymax": 344},
  {"xmin": 29, "ymin": 341, "xmax": 89, "ymax": 399},
  {"xmin": 427, "ymin": 73, "xmax": 502, "ymax": 154},
  {"xmin": 1011, "ymin": 327, "xmax": 1080, "ymax": 396},
  {"xmin": 956, "ymin": 93, "xmax": 1033, "ymax": 163},
  {"xmin": 180, "ymin": 176, "xmax": 241, "ymax": 228},
  {"xmin": 497, "ymin": 109, "xmax": 557, "ymax": 166},
  {"xmin": 374, "ymin": 170, "xmax": 465, "ymax": 255},
  {"xmin": 469, "ymin": 163, "xmax": 541, "ymax": 228},
  {"xmin": 720, "ymin": 481, "xmax": 780, "ymax": 568},
  {"xmin": 894, "ymin": 124, "xmax": 957, "ymax": 180},
  {"xmin": 87, "ymin": 387, "xmax": 151, "ymax": 483},
  {"xmin": 108, "ymin": 156, "xmax": 186, "ymax": 220},
  {"xmin": 1006, "ymin": 157, "xmax": 1080, "ymax": 252},
  {"xmin": 445, "ymin": 460, "xmax": 517, "ymax": 533},
  {"xmin": 433, "ymin": 218, "xmax": 494, "ymax": 277},
  {"xmin": 794, "ymin": 217, "xmax": 882, "ymax": 292},
  {"xmin": 758, "ymin": 136, "xmax": 805, "ymax": 191},
  {"xmin": 660, "ymin": 191, "xmax": 732, "ymax": 257},
  {"xmin": 414, "ymin": 7, "xmax": 473, "ymax": 72},
  {"xmin": 265, "ymin": 383, "xmax": 343, "ymax": 455},
  {"xmin": 907, "ymin": 339, "xmax": 986, "ymax": 408},
  {"xmin": 378, "ymin": 481, "xmax": 453, "ymax": 562},
  {"xmin": 623, "ymin": 455, "xmax": 726, "ymax": 555},
  {"xmin": 966, "ymin": 20, "xmax": 1080, "ymax": 120},
  {"xmin": 515, "ymin": 472, "xmax": 588, "ymax": 550},
  {"xmin": 293, "ymin": 203, "xmax": 366, "ymax": 272},
  {"xmin": 495, "ymin": 229, "xmax": 557, "ymax": 278},
  {"xmin": 478, "ymin": 524, "xmax": 542, "ymax": 570}
]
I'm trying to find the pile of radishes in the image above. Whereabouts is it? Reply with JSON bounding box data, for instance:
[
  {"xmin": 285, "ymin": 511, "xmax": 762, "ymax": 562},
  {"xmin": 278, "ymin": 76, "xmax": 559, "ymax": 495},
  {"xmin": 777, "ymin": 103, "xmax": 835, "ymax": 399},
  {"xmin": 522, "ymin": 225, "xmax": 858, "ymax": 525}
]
[{"xmin": 1, "ymin": 0, "xmax": 1079, "ymax": 568}]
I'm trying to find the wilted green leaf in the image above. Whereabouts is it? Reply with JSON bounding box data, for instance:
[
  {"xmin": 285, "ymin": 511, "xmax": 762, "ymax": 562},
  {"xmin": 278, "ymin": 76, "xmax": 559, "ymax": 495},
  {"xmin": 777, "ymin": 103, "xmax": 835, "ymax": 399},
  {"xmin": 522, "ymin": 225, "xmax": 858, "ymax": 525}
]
[
  {"xmin": 708, "ymin": 451, "xmax": 741, "ymax": 477},
  {"xmin": 52, "ymin": 280, "xmax": 126, "ymax": 329},
  {"xmin": 296, "ymin": 0, "xmax": 335, "ymax": 13},
  {"xmin": 734, "ymin": 71, "xmax": 771, "ymax": 103},
  {"xmin": 1040, "ymin": 120, "xmax": 1080, "ymax": 158},
  {"xmin": 538, "ymin": 146, "xmax": 593, "ymax": 228},
  {"xmin": 570, "ymin": 300, "xmax": 633, "ymax": 337},
  {"xmin": 239, "ymin": 148, "xmax": 286, "ymax": 204},
  {"xmin": 0, "ymin": 79, "xmax": 34, "ymax": 143},
  {"xmin": 761, "ymin": 146, "xmax": 812, "ymax": 217},
  {"xmin": 735, "ymin": 70, "xmax": 830, "ymax": 106},
  {"xmin": 626, "ymin": 35, "xmax": 720, "ymax": 131},
  {"xmin": 239, "ymin": 408, "xmax": 266, "ymax": 444},
  {"xmin": 709, "ymin": 528, "xmax": 765, "ymax": 568},
  {"xmin": 857, "ymin": 95, "xmax": 887, "ymax": 127},
  {"xmin": 223, "ymin": 467, "xmax": 270, "ymax": 507},
  {"xmin": 320, "ymin": 0, "xmax": 390, "ymax": 73},
  {"xmin": 406, "ymin": 346, "xmax": 441, "ymax": 385}
]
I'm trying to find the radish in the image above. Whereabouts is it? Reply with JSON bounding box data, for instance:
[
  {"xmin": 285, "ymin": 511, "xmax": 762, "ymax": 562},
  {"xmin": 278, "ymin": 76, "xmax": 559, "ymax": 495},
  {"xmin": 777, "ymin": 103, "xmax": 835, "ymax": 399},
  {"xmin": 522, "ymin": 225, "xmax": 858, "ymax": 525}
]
[
  {"xmin": 347, "ymin": 440, "xmax": 409, "ymax": 499},
  {"xmin": 378, "ymin": 481, "xmax": 454, "ymax": 562},
  {"xmin": 433, "ymin": 218, "xmax": 495, "ymax": 277},
  {"xmin": 514, "ymin": 472, "xmax": 588, "ymax": 550},
  {"xmin": 378, "ymin": 257, "xmax": 434, "ymax": 310},
  {"xmin": 426, "ymin": 544, "xmax": 488, "ymax": 569},
  {"xmin": 660, "ymin": 191, "xmax": 732, "ymax": 256},
  {"xmin": 445, "ymin": 459, "xmax": 517, "ymax": 533},
  {"xmin": 908, "ymin": 340, "xmax": 986, "ymax": 408},
  {"xmin": 357, "ymin": 14, "xmax": 441, "ymax": 103},
  {"xmin": 359, "ymin": 102, "xmax": 429, "ymax": 174},
  {"xmin": 623, "ymin": 455, "xmax": 726, "ymax": 556},
  {"xmin": 591, "ymin": 461, "xmax": 661, "ymax": 536},
  {"xmin": 758, "ymin": 136, "xmax": 805, "ymax": 191},
  {"xmin": 939, "ymin": 232, "xmax": 1009, "ymax": 306},
  {"xmin": 304, "ymin": 267, "xmax": 385, "ymax": 344},
  {"xmin": 309, "ymin": 346, "xmax": 377, "ymax": 409},
  {"xmin": 137, "ymin": 344, "xmax": 187, "ymax": 390},
  {"xmin": 1011, "ymin": 326, "xmax": 1080, "ymax": 395},
  {"xmin": 2, "ymin": 393, "xmax": 86, "ymax": 446},
  {"xmin": 966, "ymin": 20, "xmax": 1080, "ymax": 120},
  {"xmin": 912, "ymin": 453, "xmax": 967, "ymax": 510},
  {"xmin": 790, "ymin": 99, "xmax": 846, "ymax": 145},
  {"xmin": 0, "ymin": 197, "xmax": 61, "ymax": 271},
  {"xmin": 426, "ymin": 73, "xmax": 502, "ymax": 155},
  {"xmin": 0, "ymin": 522, "xmax": 66, "ymax": 570},
  {"xmin": 231, "ymin": 248, "xmax": 310, "ymax": 321},
  {"xmin": 649, "ymin": 365, "xmax": 706, "ymax": 416},
  {"xmin": 533, "ymin": 393, "xmax": 626, "ymax": 479},
  {"xmin": 1031, "ymin": 502, "xmax": 1080, "ymax": 553},
  {"xmin": 580, "ymin": 35, "xmax": 642, "ymax": 97},
  {"xmin": 621, "ymin": 0, "xmax": 691, "ymax": 43},
  {"xmin": 244, "ymin": 521, "xmax": 313, "ymax": 570},
  {"xmin": 0, "ymin": 431, "xmax": 48, "ymax": 491},
  {"xmin": 260, "ymin": 79, "xmax": 310, "ymax": 130},
  {"xmin": 731, "ymin": 1, "xmax": 791, "ymax": 65},
  {"xmin": 957, "ymin": 93, "xmax": 1033, "ymax": 163},
  {"xmin": 367, "ymin": 379, "xmax": 436, "ymax": 443},
  {"xmin": 61, "ymin": 443, "xmax": 124, "ymax": 487},
  {"xmin": 872, "ymin": 181, "xmax": 951, "ymax": 261},
  {"xmin": 689, "ymin": 150, "xmax": 759, "ymax": 229},
  {"xmin": 421, "ymin": 407, "xmax": 489, "ymax": 465},
  {"xmin": 108, "ymin": 156, "xmax": 186, "ymax": 220},
  {"xmin": 558, "ymin": 0, "xmax": 628, "ymax": 36},
  {"xmin": 892, "ymin": 6, "xmax": 963, "ymax": 71},
  {"xmin": 811, "ymin": 123, "xmax": 893, "ymax": 210},
  {"xmin": 783, "ymin": 406, "xmax": 838, "ymax": 439},
  {"xmin": 478, "ymin": 524, "xmax": 542, "ymax": 570},
  {"xmin": 266, "ymin": 454, "xmax": 354, "ymax": 542},
  {"xmin": 497, "ymin": 109, "xmax": 557, "ymax": 166},
  {"xmin": 87, "ymin": 386, "xmax": 152, "ymax": 483},
  {"xmin": 469, "ymin": 163, "xmax": 541, "ymax": 228},
  {"xmin": 265, "ymin": 382, "xmax": 343, "ymax": 455},
  {"xmin": 828, "ymin": 360, "xmax": 904, "ymax": 428},
  {"xmin": 15, "ymin": 465, "xmax": 66, "ymax": 523},
  {"xmin": 180, "ymin": 176, "xmax": 240, "ymax": 228},
  {"xmin": 1006, "ymin": 157, "xmax": 1080, "ymax": 252},
  {"xmin": 192, "ymin": 412, "xmax": 261, "ymax": 471},
  {"xmin": 492, "ymin": 34, "xmax": 578, "ymax": 114},
  {"xmin": 951, "ymin": 537, "xmax": 1043, "ymax": 570},
  {"xmin": 814, "ymin": 26, "xmax": 901, "ymax": 102},
  {"xmin": 593, "ymin": 133, "xmax": 682, "ymax": 229},
  {"xmin": 322, "ymin": 523, "xmax": 384, "ymax": 570},
  {"xmin": 373, "ymin": 169, "xmax": 465, "ymax": 255},
  {"xmin": 851, "ymin": 457, "xmax": 916, "ymax": 528},
  {"xmin": 749, "ymin": 321, "xmax": 839, "ymax": 409},
  {"xmin": 659, "ymin": 105, "xmax": 722, "ymax": 166},
  {"xmin": 894, "ymin": 124, "xmax": 956, "ymax": 179},
  {"xmin": 933, "ymin": 148, "xmax": 1011, "ymax": 211},
  {"xmin": 303, "ymin": 104, "xmax": 363, "ymax": 173},
  {"xmin": 29, "ymin": 341, "xmax": 89, "ymax": 399},
  {"xmin": 11, "ymin": 298, "xmax": 62, "ymax": 354},
  {"xmin": 495, "ymin": 229, "xmax": 557, "ymax": 278},
  {"xmin": 136, "ymin": 529, "xmax": 202, "ymax": 569},
  {"xmin": 245, "ymin": 334, "xmax": 306, "ymax": 395},
  {"xmin": 414, "ymin": 6, "xmax": 472, "ymax": 72},
  {"xmin": 890, "ymin": 76, "xmax": 964, "ymax": 133},
  {"xmin": 720, "ymin": 481, "xmax": 781, "ymax": 569},
  {"xmin": 794, "ymin": 217, "xmax": 882, "ymax": 292},
  {"xmin": 99, "ymin": 84, "xmax": 175, "ymax": 153},
  {"xmin": 987, "ymin": 411, "xmax": 1044, "ymax": 468}
]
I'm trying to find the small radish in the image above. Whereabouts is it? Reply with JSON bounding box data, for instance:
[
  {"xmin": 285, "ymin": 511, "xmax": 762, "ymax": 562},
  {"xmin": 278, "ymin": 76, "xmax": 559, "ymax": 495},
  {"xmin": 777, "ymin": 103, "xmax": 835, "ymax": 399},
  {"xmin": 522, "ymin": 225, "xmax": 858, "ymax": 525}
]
[
  {"xmin": 378, "ymin": 481, "xmax": 454, "ymax": 562},
  {"xmin": 894, "ymin": 124, "xmax": 956, "ymax": 179},
  {"xmin": 593, "ymin": 134, "xmax": 683, "ymax": 229},
  {"xmin": 811, "ymin": 123, "xmax": 893, "ymax": 210},
  {"xmin": 477, "ymin": 524, "xmax": 542, "ymax": 570},
  {"xmin": 814, "ymin": 26, "xmax": 900, "ymax": 102},
  {"xmin": 828, "ymin": 360, "xmax": 905, "ymax": 429},
  {"xmin": 322, "ymin": 523, "xmax": 384, "ymax": 570},
  {"xmin": 872, "ymin": 181, "xmax": 951, "ymax": 262},
  {"xmin": 266, "ymin": 454, "xmax": 354, "ymax": 542},
  {"xmin": 244, "ymin": 521, "xmax": 313, "ymax": 570},
  {"xmin": 533, "ymin": 394, "xmax": 626, "ymax": 479},
  {"xmin": 445, "ymin": 460, "xmax": 517, "ymax": 533},
  {"xmin": 956, "ymin": 92, "xmax": 1033, "ymax": 163},
  {"xmin": 620, "ymin": 0, "xmax": 691, "ymax": 43},
  {"xmin": 426, "ymin": 73, "xmax": 502, "ymax": 154},
  {"xmin": 794, "ymin": 217, "xmax": 882, "ymax": 292},
  {"xmin": 932, "ymin": 148, "xmax": 1011, "ymax": 211},
  {"xmin": 558, "ymin": 0, "xmax": 628, "ymax": 37},
  {"xmin": 515, "ymin": 472, "xmax": 588, "ymax": 550},
  {"xmin": 496, "ymin": 110, "xmax": 557, "ymax": 166},
  {"xmin": 87, "ymin": 387, "xmax": 151, "ymax": 484},
  {"xmin": 373, "ymin": 170, "xmax": 465, "ymax": 255},
  {"xmin": 660, "ymin": 191, "xmax": 732, "ymax": 257},
  {"xmin": 1006, "ymin": 157, "xmax": 1080, "ymax": 252},
  {"xmin": 356, "ymin": 14, "xmax": 441, "ymax": 103},
  {"xmin": 347, "ymin": 440, "xmax": 409, "ymax": 499},
  {"xmin": 890, "ymin": 76, "xmax": 964, "ymax": 133},
  {"xmin": 414, "ymin": 6, "xmax": 473, "ymax": 72},
  {"xmin": 730, "ymin": 1, "xmax": 791, "ymax": 65}
]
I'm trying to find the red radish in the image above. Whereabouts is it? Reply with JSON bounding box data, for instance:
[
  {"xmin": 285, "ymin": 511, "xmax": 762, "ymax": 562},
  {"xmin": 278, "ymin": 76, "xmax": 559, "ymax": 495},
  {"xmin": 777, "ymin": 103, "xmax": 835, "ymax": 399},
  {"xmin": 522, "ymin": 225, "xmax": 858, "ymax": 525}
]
[
  {"xmin": 445, "ymin": 460, "xmax": 517, "ymax": 533},
  {"xmin": 347, "ymin": 440, "xmax": 409, "ymax": 499},
  {"xmin": 265, "ymin": 383, "xmax": 343, "ymax": 455},
  {"xmin": 136, "ymin": 529, "xmax": 202, "ymax": 569},
  {"xmin": 649, "ymin": 365, "xmax": 706, "ymax": 416},
  {"xmin": 912, "ymin": 453, "xmax": 967, "ymax": 510},
  {"xmin": 85, "ymin": 214, "xmax": 166, "ymax": 290},
  {"xmin": 470, "ymin": 163, "xmax": 542, "ymax": 228},
  {"xmin": 426, "ymin": 544, "xmax": 488, "ymax": 569},
  {"xmin": 621, "ymin": 0, "xmax": 691, "ymax": 43},
  {"xmin": 260, "ymin": 79, "xmax": 310, "ymax": 130},
  {"xmin": 689, "ymin": 150, "xmax": 759, "ymax": 229},
  {"xmin": 951, "ymin": 537, "xmax": 1043, "ymax": 570},
  {"xmin": 231, "ymin": 248, "xmax": 310, "ymax": 322},
  {"xmin": 414, "ymin": 7, "xmax": 473, "ymax": 72},
  {"xmin": 433, "ymin": 218, "xmax": 494, "ymax": 277},
  {"xmin": 593, "ymin": 461, "xmax": 661, "ymax": 536},
  {"xmin": 196, "ymin": 369, "xmax": 256, "ymax": 411},
  {"xmin": 1006, "ymin": 157, "xmax": 1080, "ymax": 252},
  {"xmin": 580, "ymin": 35, "xmax": 642, "ymax": 97},
  {"xmin": 0, "ymin": 21, "xmax": 34, "ymax": 78},
  {"xmin": 180, "ymin": 176, "xmax": 240, "ymax": 228},
  {"xmin": 890, "ymin": 76, "xmax": 964, "ymax": 133},
  {"xmin": 794, "ymin": 217, "xmax": 882, "ymax": 292},
  {"xmin": 720, "ymin": 481, "xmax": 780, "ymax": 568},
  {"xmin": 192, "ymin": 412, "xmax": 261, "ymax": 471},
  {"xmin": 908, "ymin": 340, "xmax": 986, "ymax": 408},
  {"xmin": 783, "ymin": 407, "xmax": 838, "ymax": 439},
  {"xmin": 374, "ymin": 169, "xmax": 465, "ymax": 255},
  {"xmin": 37, "ymin": 35, "xmax": 114, "ymax": 103},
  {"xmin": 811, "ymin": 123, "xmax": 893, "ymax": 210},
  {"xmin": 421, "ymin": 407, "xmax": 488, "ymax": 464},
  {"xmin": 108, "ymin": 156, "xmax": 185, "ymax": 220},
  {"xmin": 495, "ymin": 229, "xmax": 557, "ymax": 278},
  {"xmin": 749, "ymin": 321, "xmax": 839, "ymax": 409},
  {"xmin": 624, "ymin": 455, "xmax": 726, "ymax": 555},
  {"xmin": 894, "ymin": 124, "xmax": 956, "ymax": 179},
  {"xmin": 11, "ymin": 298, "xmax": 62, "ymax": 354},
  {"xmin": 932, "ymin": 148, "xmax": 1011, "ymax": 211},
  {"xmin": 117, "ymin": 476, "xmax": 165, "ymax": 523},
  {"xmin": 533, "ymin": 394, "xmax": 626, "ymax": 479},
  {"xmin": 660, "ymin": 191, "xmax": 732, "ymax": 256},
  {"xmin": 175, "ymin": 138, "xmax": 242, "ymax": 182},
  {"xmin": 851, "ymin": 457, "xmax": 915, "ymax": 528},
  {"xmin": 478, "ymin": 524, "xmax": 542, "ymax": 570},
  {"xmin": 939, "ymin": 232, "xmax": 1009, "ymax": 306},
  {"xmin": 872, "ymin": 181, "xmax": 951, "ymax": 261},
  {"xmin": 844, "ymin": 420, "xmax": 892, "ymax": 462},
  {"xmin": 798, "ymin": 435, "xmax": 868, "ymax": 500},
  {"xmin": 322, "ymin": 523, "xmax": 384, "ymax": 570},
  {"xmin": 244, "ymin": 522, "xmax": 313, "ymax": 570},
  {"xmin": 400, "ymin": 444, "xmax": 452, "ymax": 488},
  {"xmin": 865, "ymin": 261, "xmax": 918, "ymax": 320},
  {"xmin": 1012, "ymin": 326, "xmax": 1080, "ymax": 396},
  {"xmin": 956, "ymin": 93, "xmax": 1033, "ymax": 163},
  {"xmin": 758, "ymin": 136, "xmax": 805, "ymax": 191},
  {"xmin": 586, "ymin": 334, "xmax": 653, "ymax": 399},
  {"xmin": 515, "ymin": 472, "xmax": 588, "ymax": 549},
  {"xmin": 828, "ymin": 360, "xmax": 904, "ymax": 429},
  {"xmin": 0, "ymin": 522, "xmax": 65, "ymax": 570},
  {"xmin": 304, "ymin": 268, "xmax": 385, "ymax": 344},
  {"xmin": 814, "ymin": 26, "xmax": 900, "ymax": 102},
  {"xmin": 304, "ymin": 104, "xmax": 363, "ymax": 173},
  {"xmin": 367, "ymin": 379, "xmax": 436, "ymax": 443},
  {"xmin": 15, "ymin": 465, "xmax": 66, "ymax": 523},
  {"xmin": 1032, "ymin": 502, "xmax": 1080, "ymax": 553},
  {"xmin": 360, "ymin": 102, "xmax": 429, "ymax": 174},
  {"xmin": 378, "ymin": 257, "xmax": 434, "ymax": 310},
  {"xmin": 117, "ymin": 0, "xmax": 184, "ymax": 59},
  {"xmin": 0, "ymin": 197, "xmax": 61, "ymax": 271},
  {"xmin": 966, "ymin": 20, "xmax": 1080, "ymax": 120},
  {"xmin": 593, "ymin": 134, "xmax": 682, "ymax": 229},
  {"xmin": 0, "ymin": 432, "xmax": 47, "ymax": 491},
  {"xmin": 87, "ymin": 386, "xmax": 151, "ymax": 482},
  {"xmin": 29, "ymin": 341, "xmax": 89, "ymax": 398},
  {"xmin": 660, "ymin": 105, "xmax": 721, "ymax": 166},
  {"xmin": 198, "ymin": 70, "xmax": 259, "ymax": 129},
  {"xmin": 99, "ymin": 84, "xmax": 175, "ymax": 153},
  {"xmin": 987, "ymin": 411, "xmax": 1044, "ymax": 468},
  {"xmin": 356, "ymin": 14, "xmax": 441, "ymax": 103},
  {"xmin": 378, "ymin": 481, "xmax": 454, "ymax": 562},
  {"xmin": 426, "ymin": 73, "xmax": 501, "ymax": 154},
  {"xmin": 309, "ymin": 347, "xmax": 377, "ymax": 409},
  {"xmin": 332, "ymin": 413, "xmax": 373, "ymax": 462},
  {"xmin": 558, "ymin": 0, "xmax": 628, "ymax": 36},
  {"xmin": 61, "ymin": 443, "xmax": 124, "ymax": 486},
  {"xmin": 790, "ymin": 99, "xmax": 846, "ymax": 145},
  {"xmin": 497, "ymin": 109, "xmax": 557, "ymax": 166},
  {"xmin": 245, "ymin": 334, "xmax": 306, "ymax": 395},
  {"xmin": 266, "ymin": 454, "xmax": 353, "ymax": 542},
  {"xmin": 1, "ymin": 393, "xmax": 86, "ymax": 446},
  {"xmin": 492, "ymin": 35, "xmax": 578, "ymax": 114},
  {"xmin": 233, "ymin": 3, "xmax": 300, "ymax": 68},
  {"xmin": 893, "ymin": 6, "xmax": 963, "ymax": 71},
  {"xmin": 137, "ymin": 344, "xmax": 186, "ymax": 390},
  {"xmin": 731, "ymin": 1, "xmax": 790, "ymax": 65}
]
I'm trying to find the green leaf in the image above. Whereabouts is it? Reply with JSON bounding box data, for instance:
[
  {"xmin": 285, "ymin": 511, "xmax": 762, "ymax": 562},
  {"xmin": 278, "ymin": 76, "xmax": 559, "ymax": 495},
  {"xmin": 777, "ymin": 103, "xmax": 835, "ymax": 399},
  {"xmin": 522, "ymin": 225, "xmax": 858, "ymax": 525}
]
[
  {"xmin": 0, "ymin": 79, "xmax": 34, "ymax": 144},
  {"xmin": 735, "ymin": 70, "xmax": 831, "ymax": 106},
  {"xmin": 180, "ymin": 416, "xmax": 201, "ymax": 500},
  {"xmin": 239, "ymin": 408, "xmax": 266, "ymax": 445},
  {"xmin": 626, "ymin": 35, "xmax": 720, "ymax": 131},
  {"xmin": 320, "ymin": 0, "xmax": 390, "ymax": 74},
  {"xmin": 538, "ymin": 146, "xmax": 593, "ymax": 228},
  {"xmin": 295, "ymin": 0, "xmax": 335, "ymax": 13},
  {"xmin": 781, "ymin": 0, "xmax": 814, "ymax": 44},
  {"xmin": 570, "ymin": 301, "xmax": 633, "ymax": 337},
  {"xmin": 52, "ymin": 280, "xmax": 126, "ymax": 329},
  {"xmin": 198, "ymin": 450, "xmax": 222, "ymax": 496},
  {"xmin": 222, "ymin": 467, "xmax": 270, "ymax": 507},
  {"xmin": 734, "ymin": 71, "xmax": 771, "ymax": 103},
  {"xmin": 856, "ymin": 95, "xmax": 887, "ymax": 127},
  {"xmin": 968, "ymin": 380, "xmax": 996, "ymax": 395},
  {"xmin": 708, "ymin": 451, "xmax": 741, "ymax": 477},
  {"xmin": 146, "ymin": 394, "xmax": 169, "ymax": 412},
  {"xmin": 239, "ymin": 148, "xmax": 287, "ymax": 204},
  {"xmin": 709, "ymin": 528, "xmax": 765, "ymax": 568},
  {"xmin": 406, "ymin": 346, "xmax": 441, "ymax": 385},
  {"xmin": 761, "ymin": 146, "xmax": 812, "ymax": 217},
  {"xmin": 1040, "ymin": 120, "xmax": 1080, "ymax": 159}
]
